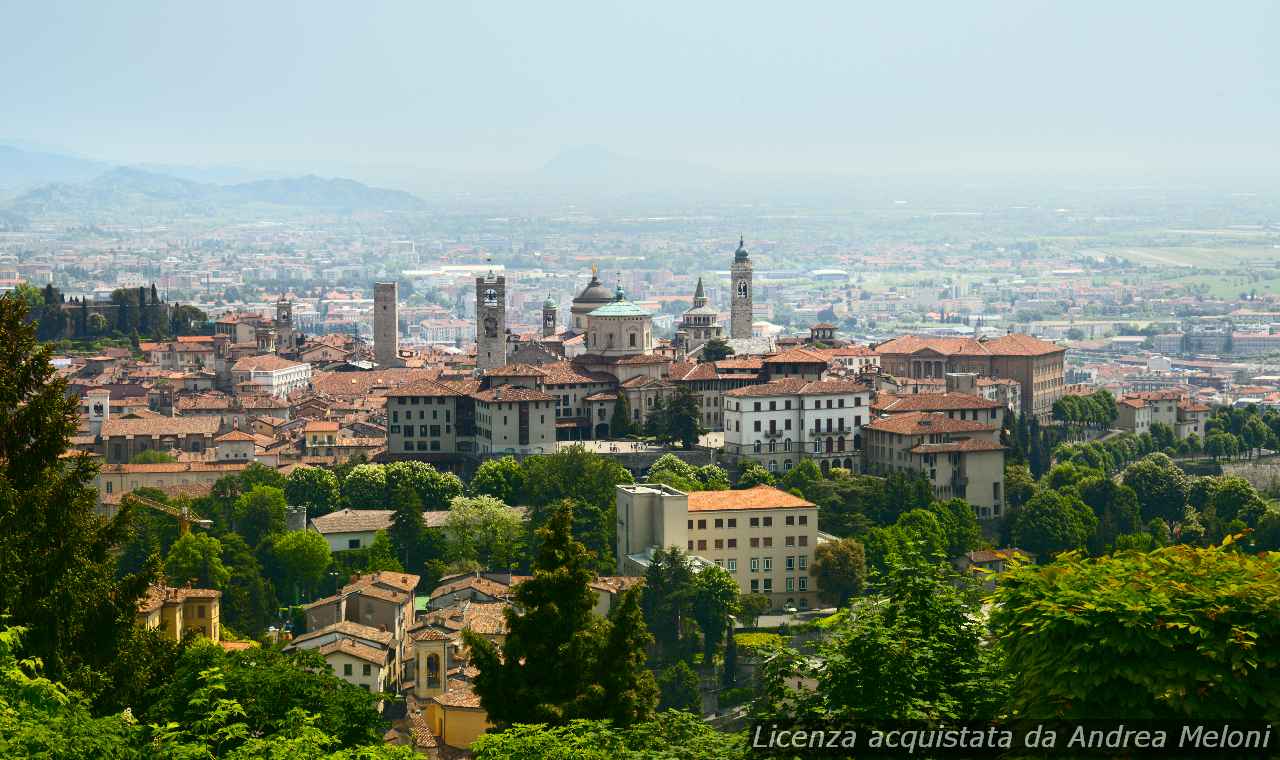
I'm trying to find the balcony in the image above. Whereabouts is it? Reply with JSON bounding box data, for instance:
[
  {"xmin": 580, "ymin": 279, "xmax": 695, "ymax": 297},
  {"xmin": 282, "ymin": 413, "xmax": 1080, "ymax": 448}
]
[{"xmin": 762, "ymin": 429, "xmax": 783, "ymax": 440}]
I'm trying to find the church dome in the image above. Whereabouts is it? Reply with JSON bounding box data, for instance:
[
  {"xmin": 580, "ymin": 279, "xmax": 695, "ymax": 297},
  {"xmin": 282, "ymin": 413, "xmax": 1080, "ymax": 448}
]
[
  {"xmin": 543, "ymin": 295, "xmax": 558, "ymax": 309},
  {"xmin": 574, "ymin": 273, "xmax": 614, "ymax": 306},
  {"xmin": 734, "ymin": 236, "xmax": 749, "ymax": 262}
]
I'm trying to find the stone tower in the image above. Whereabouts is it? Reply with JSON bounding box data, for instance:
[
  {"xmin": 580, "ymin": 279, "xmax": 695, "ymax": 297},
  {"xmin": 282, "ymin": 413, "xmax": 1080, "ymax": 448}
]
[
  {"xmin": 475, "ymin": 268, "xmax": 507, "ymax": 372},
  {"xmin": 541, "ymin": 295, "xmax": 558, "ymax": 337},
  {"xmin": 730, "ymin": 236, "xmax": 753, "ymax": 340},
  {"xmin": 374, "ymin": 282, "xmax": 399, "ymax": 367},
  {"xmin": 275, "ymin": 296, "xmax": 297, "ymax": 355}
]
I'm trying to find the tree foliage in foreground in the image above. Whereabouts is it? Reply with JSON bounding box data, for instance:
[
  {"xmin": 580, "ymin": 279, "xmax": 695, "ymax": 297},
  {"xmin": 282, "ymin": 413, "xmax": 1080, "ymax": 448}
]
[
  {"xmin": 0, "ymin": 294, "xmax": 159, "ymax": 705},
  {"xmin": 470, "ymin": 711, "xmax": 747, "ymax": 760},
  {"xmin": 465, "ymin": 503, "xmax": 657, "ymax": 727},
  {"xmin": 991, "ymin": 541, "xmax": 1280, "ymax": 719}
]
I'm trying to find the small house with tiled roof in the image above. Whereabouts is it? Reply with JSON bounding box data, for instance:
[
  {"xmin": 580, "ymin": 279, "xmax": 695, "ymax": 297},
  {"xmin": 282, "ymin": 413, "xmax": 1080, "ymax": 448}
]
[{"xmin": 863, "ymin": 411, "xmax": 1006, "ymax": 519}]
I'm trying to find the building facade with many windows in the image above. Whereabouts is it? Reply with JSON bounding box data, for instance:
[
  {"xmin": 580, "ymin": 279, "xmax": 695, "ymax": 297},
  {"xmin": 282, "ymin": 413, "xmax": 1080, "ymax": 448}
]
[
  {"xmin": 616, "ymin": 483, "xmax": 820, "ymax": 610},
  {"xmin": 723, "ymin": 379, "xmax": 872, "ymax": 474}
]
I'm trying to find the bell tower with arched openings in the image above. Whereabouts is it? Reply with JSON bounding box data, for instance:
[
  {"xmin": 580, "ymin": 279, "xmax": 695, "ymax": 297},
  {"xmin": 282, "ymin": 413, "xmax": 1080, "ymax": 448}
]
[{"xmin": 730, "ymin": 236, "xmax": 753, "ymax": 340}]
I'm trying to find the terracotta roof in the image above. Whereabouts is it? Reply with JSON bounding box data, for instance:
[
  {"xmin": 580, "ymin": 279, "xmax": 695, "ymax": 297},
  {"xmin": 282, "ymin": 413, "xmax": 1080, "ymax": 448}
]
[
  {"xmin": 99, "ymin": 461, "xmax": 249, "ymax": 474},
  {"xmin": 874, "ymin": 335, "xmax": 989, "ymax": 356},
  {"xmin": 483, "ymin": 363, "xmax": 547, "ymax": 377},
  {"xmin": 382, "ymin": 376, "xmax": 466, "ymax": 398},
  {"xmin": 215, "ymin": 430, "xmax": 257, "ymax": 442},
  {"xmin": 685, "ymin": 484, "xmax": 815, "ymax": 512},
  {"xmin": 583, "ymin": 391, "xmax": 619, "ymax": 402},
  {"xmin": 318, "ymin": 638, "xmax": 390, "ymax": 666},
  {"xmin": 432, "ymin": 684, "xmax": 484, "ymax": 709},
  {"xmin": 290, "ymin": 620, "xmax": 395, "ymax": 648},
  {"xmin": 724, "ymin": 378, "xmax": 869, "ymax": 398},
  {"xmin": 763, "ymin": 347, "xmax": 831, "ymax": 364},
  {"xmin": 426, "ymin": 601, "xmax": 509, "ymax": 636},
  {"xmin": 100, "ymin": 417, "xmax": 220, "ymax": 437},
  {"xmin": 310, "ymin": 508, "xmax": 394, "ymax": 534},
  {"xmin": 231, "ymin": 354, "xmax": 307, "ymax": 372},
  {"xmin": 349, "ymin": 571, "xmax": 420, "ymax": 595},
  {"xmin": 303, "ymin": 420, "xmax": 340, "ymax": 432},
  {"xmin": 864, "ymin": 411, "xmax": 996, "ymax": 435},
  {"xmin": 137, "ymin": 584, "xmax": 221, "ymax": 614},
  {"xmin": 910, "ymin": 439, "xmax": 1006, "ymax": 454},
  {"xmin": 431, "ymin": 574, "xmax": 513, "ymax": 601},
  {"xmin": 409, "ymin": 626, "xmax": 450, "ymax": 642},
  {"xmin": 471, "ymin": 387, "xmax": 555, "ymax": 403},
  {"xmin": 981, "ymin": 333, "xmax": 1067, "ymax": 356},
  {"xmin": 873, "ymin": 392, "xmax": 1001, "ymax": 413}
]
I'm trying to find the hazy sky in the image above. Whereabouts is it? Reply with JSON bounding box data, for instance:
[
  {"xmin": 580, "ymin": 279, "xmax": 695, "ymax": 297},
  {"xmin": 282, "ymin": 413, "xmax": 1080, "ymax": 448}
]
[{"xmin": 4, "ymin": 1, "xmax": 1278, "ymax": 177}]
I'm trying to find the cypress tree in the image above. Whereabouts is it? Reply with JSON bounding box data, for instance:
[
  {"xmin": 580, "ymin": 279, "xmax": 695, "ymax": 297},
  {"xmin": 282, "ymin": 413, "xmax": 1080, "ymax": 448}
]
[
  {"xmin": 465, "ymin": 502, "xmax": 656, "ymax": 726},
  {"xmin": 0, "ymin": 294, "xmax": 158, "ymax": 699}
]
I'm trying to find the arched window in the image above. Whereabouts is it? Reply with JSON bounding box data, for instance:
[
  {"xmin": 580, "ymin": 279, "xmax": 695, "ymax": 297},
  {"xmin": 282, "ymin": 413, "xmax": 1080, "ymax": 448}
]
[
  {"xmin": 753, "ymin": 441, "xmax": 762, "ymax": 453},
  {"xmin": 768, "ymin": 440, "xmax": 776, "ymax": 453},
  {"xmin": 426, "ymin": 653, "xmax": 440, "ymax": 688},
  {"xmin": 837, "ymin": 436, "xmax": 846, "ymax": 452},
  {"xmin": 783, "ymin": 460, "xmax": 792, "ymax": 470},
  {"xmin": 629, "ymin": 331, "xmax": 637, "ymax": 347},
  {"xmin": 783, "ymin": 438, "xmax": 791, "ymax": 452}
]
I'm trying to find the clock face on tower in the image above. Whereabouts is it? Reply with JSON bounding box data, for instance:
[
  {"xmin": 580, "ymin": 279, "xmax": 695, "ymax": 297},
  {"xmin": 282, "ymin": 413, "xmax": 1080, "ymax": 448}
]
[
  {"xmin": 737, "ymin": 281, "xmax": 748, "ymax": 298},
  {"xmin": 483, "ymin": 288, "xmax": 498, "ymax": 306}
]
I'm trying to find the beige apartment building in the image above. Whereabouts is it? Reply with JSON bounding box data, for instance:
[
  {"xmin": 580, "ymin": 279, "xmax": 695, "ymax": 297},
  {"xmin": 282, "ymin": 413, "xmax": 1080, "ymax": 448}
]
[
  {"xmin": 862, "ymin": 411, "xmax": 1006, "ymax": 520},
  {"xmin": 472, "ymin": 387, "xmax": 556, "ymax": 455},
  {"xmin": 616, "ymin": 483, "xmax": 820, "ymax": 610}
]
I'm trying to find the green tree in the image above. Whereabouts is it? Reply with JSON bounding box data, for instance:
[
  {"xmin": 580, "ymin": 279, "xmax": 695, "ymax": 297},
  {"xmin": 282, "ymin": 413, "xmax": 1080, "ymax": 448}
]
[
  {"xmin": 218, "ymin": 533, "xmax": 276, "ymax": 638},
  {"xmin": 0, "ymin": 294, "xmax": 158, "ymax": 700},
  {"xmin": 465, "ymin": 503, "xmax": 655, "ymax": 726},
  {"xmin": 165, "ymin": 532, "xmax": 231, "ymax": 589},
  {"xmin": 783, "ymin": 553, "xmax": 1006, "ymax": 721},
  {"xmin": 270, "ymin": 530, "xmax": 331, "ymax": 603},
  {"xmin": 1004, "ymin": 463, "xmax": 1037, "ymax": 509},
  {"xmin": 1011, "ymin": 489, "xmax": 1097, "ymax": 560},
  {"xmin": 469, "ymin": 456, "xmax": 524, "ymax": 504},
  {"xmin": 386, "ymin": 460, "xmax": 463, "ymax": 510},
  {"xmin": 780, "ymin": 458, "xmax": 823, "ymax": 498},
  {"xmin": 364, "ymin": 531, "xmax": 404, "ymax": 573},
  {"xmin": 470, "ymin": 711, "xmax": 746, "ymax": 760},
  {"xmin": 895, "ymin": 508, "xmax": 947, "ymax": 560},
  {"xmin": 1077, "ymin": 476, "xmax": 1141, "ymax": 555},
  {"xmin": 692, "ymin": 566, "xmax": 740, "ymax": 662},
  {"xmin": 656, "ymin": 660, "xmax": 700, "ymax": 712},
  {"xmin": 609, "ymin": 394, "xmax": 634, "ymax": 438},
  {"xmin": 811, "ymin": 537, "xmax": 867, "ymax": 607},
  {"xmin": 701, "ymin": 338, "xmax": 734, "ymax": 362},
  {"xmin": 233, "ymin": 485, "xmax": 288, "ymax": 548},
  {"xmin": 738, "ymin": 593, "xmax": 770, "ymax": 627},
  {"xmin": 992, "ymin": 542, "xmax": 1280, "ymax": 719},
  {"xmin": 284, "ymin": 467, "xmax": 341, "ymax": 519},
  {"xmin": 1243, "ymin": 415, "xmax": 1270, "ymax": 459},
  {"xmin": 443, "ymin": 495, "xmax": 526, "ymax": 570},
  {"xmin": 641, "ymin": 546, "xmax": 699, "ymax": 661},
  {"xmin": 521, "ymin": 446, "xmax": 634, "ymax": 569},
  {"xmin": 1149, "ymin": 421, "xmax": 1177, "ymax": 452},
  {"xmin": 645, "ymin": 453, "xmax": 703, "ymax": 491},
  {"xmin": 1121, "ymin": 453, "xmax": 1189, "ymax": 523},
  {"xmin": 388, "ymin": 481, "xmax": 424, "ymax": 569},
  {"xmin": 597, "ymin": 587, "xmax": 659, "ymax": 726},
  {"xmin": 694, "ymin": 464, "xmax": 731, "ymax": 490},
  {"xmin": 928, "ymin": 498, "xmax": 981, "ymax": 558},
  {"xmin": 342, "ymin": 464, "xmax": 387, "ymax": 508},
  {"xmin": 130, "ymin": 449, "xmax": 178, "ymax": 464},
  {"xmin": 645, "ymin": 387, "xmax": 705, "ymax": 449},
  {"xmin": 735, "ymin": 463, "xmax": 775, "ymax": 489}
]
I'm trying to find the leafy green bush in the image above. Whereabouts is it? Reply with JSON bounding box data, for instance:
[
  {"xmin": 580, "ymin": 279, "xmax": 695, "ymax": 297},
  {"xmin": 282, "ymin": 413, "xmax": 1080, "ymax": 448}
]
[
  {"xmin": 718, "ymin": 686, "xmax": 755, "ymax": 708},
  {"xmin": 733, "ymin": 632, "xmax": 784, "ymax": 656},
  {"xmin": 992, "ymin": 542, "xmax": 1280, "ymax": 719}
]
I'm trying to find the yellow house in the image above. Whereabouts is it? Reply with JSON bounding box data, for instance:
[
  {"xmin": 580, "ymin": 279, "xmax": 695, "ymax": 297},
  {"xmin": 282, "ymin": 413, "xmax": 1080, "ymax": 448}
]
[
  {"xmin": 410, "ymin": 623, "xmax": 493, "ymax": 751},
  {"xmin": 137, "ymin": 584, "xmax": 221, "ymax": 641},
  {"xmin": 426, "ymin": 688, "xmax": 491, "ymax": 750}
]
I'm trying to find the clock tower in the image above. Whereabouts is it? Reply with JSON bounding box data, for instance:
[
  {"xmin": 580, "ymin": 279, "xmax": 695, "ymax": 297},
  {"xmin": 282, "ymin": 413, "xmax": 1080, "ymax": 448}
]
[
  {"xmin": 730, "ymin": 236, "xmax": 753, "ymax": 340},
  {"xmin": 475, "ymin": 267, "xmax": 507, "ymax": 372}
]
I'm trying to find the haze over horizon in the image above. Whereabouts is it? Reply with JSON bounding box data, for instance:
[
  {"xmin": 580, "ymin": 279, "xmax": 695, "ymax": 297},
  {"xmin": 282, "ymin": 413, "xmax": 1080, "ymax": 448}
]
[{"xmin": 4, "ymin": 1, "xmax": 1279, "ymax": 189}]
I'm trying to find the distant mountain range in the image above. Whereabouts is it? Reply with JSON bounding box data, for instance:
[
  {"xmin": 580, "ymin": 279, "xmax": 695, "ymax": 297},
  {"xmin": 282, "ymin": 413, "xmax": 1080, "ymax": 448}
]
[{"xmin": 0, "ymin": 146, "xmax": 426, "ymax": 217}]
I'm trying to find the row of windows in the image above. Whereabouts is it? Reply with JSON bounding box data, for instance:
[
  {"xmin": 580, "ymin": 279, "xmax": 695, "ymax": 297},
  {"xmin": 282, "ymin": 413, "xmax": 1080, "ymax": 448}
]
[
  {"xmin": 688, "ymin": 515, "xmax": 809, "ymax": 530},
  {"xmin": 391, "ymin": 408, "xmax": 451, "ymax": 423},
  {"xmin": 341, "ymin": 662, "xmax": 375, "ymax": 677},
  {"xmin": 747, "ymin": 577, "xmax": 808, "ymax": 593},
  {"xmin": 688, "ymin": 535, "xmax": 809, "ymax": 551},
  {"xmin": 740, "ymin": 397, "xmax": 863, "ymax": 412}
]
